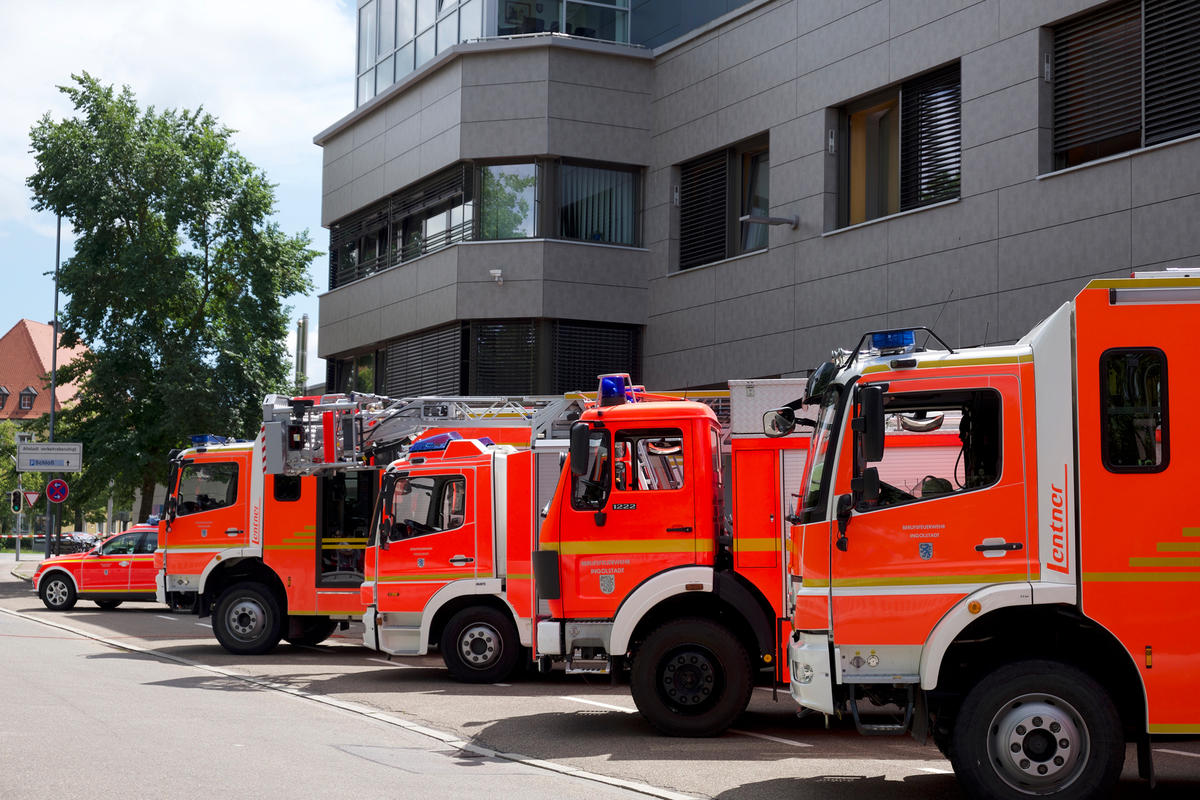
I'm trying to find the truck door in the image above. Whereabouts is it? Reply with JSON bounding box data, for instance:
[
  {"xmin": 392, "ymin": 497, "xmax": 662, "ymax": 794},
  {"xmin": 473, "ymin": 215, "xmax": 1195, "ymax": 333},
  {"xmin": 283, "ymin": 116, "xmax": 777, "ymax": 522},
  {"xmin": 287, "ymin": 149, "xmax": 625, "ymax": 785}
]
[
  {"xmin": 164, "ymin": 455, "xmax": 248, "ymax": 579},
  {"xmin": 560, "ymin": 425, "xmax": 694, "ymax": 619},
  {"xmin": 82, "ymin": 530, "xmax": 141, "ymax": 593},
  {"xmin": 830, "ymin": 378, "xmax": 1028, "ymax": 678},
  {"xmin": 374, "ymin": 467, "xmax": 480, "ymax": 620}
]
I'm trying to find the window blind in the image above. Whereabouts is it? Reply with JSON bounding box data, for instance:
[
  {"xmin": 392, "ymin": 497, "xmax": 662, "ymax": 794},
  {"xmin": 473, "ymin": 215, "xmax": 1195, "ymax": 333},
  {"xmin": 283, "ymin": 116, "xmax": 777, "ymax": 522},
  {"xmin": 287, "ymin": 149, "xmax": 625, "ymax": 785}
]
[
  {"xmin": 900, "ymin": 63, "xmax": 961, "ymax": 211},
  {"xmin": 679, "ymin": 151, "xmax": 729, "ymax": 269}
]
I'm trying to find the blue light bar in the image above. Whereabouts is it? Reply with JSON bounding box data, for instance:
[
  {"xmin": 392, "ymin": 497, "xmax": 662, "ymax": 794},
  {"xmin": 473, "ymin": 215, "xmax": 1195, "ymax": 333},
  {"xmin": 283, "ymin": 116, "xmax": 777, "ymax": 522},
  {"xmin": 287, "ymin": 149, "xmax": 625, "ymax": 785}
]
[
  {"xmin": 410, "ymin": 431, "xmax": 463, "ymax": 453},
  {"xmin": 598, "ymin": 373, "xmax": 630, "ymax": 407},
  {"xmin": 871, "ymin": 330, "xmax": 916, "ymax": 352},
  {"xmin": 191, "ymin": 434, "xmax": 229, "ymax": 446}
]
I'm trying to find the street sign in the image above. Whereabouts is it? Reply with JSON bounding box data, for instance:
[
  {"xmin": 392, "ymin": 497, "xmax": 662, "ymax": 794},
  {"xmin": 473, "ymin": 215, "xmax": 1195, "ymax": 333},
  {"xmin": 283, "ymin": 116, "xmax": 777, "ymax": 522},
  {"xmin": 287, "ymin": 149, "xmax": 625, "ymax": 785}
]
[
  {"xmin": 17, "ymin": 442, "xmax": 83, "ymax": 473},
  {"xmin": 23, "ymin": 491, "xmax": 40, "ymax": 508},
  {"xmin": 46, "ymin": 479, "xmax": 69, "ymax": 504}
]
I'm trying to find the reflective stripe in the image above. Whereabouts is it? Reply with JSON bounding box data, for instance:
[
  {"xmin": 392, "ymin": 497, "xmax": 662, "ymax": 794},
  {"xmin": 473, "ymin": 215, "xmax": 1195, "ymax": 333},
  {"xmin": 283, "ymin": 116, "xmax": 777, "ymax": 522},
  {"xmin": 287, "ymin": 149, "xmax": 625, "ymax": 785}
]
[
  {"xmin": 1130, "ymin": 557, "xmax": 1200, "ymax": 567},
  {"xmin": 554, "ymin": 538, "xmax": 707, "ymax": 556},
  {"xmin": 378, "ymin": 572, "xmax": 476, "ymax": 582},
  {"xmin": 806, "ymin": 573, "xmax": 1028, "ymax": 588},
  {"xmin": 735, "ymin": 538, "xmax": 779, "ymax": 552},
  {"xmin": 1149, "ymin": 723, "xmax": 1200, "ymax": 734},
  {"xmin": 161, "ymin": 545, "xmax": 242, "ymax": 552}
]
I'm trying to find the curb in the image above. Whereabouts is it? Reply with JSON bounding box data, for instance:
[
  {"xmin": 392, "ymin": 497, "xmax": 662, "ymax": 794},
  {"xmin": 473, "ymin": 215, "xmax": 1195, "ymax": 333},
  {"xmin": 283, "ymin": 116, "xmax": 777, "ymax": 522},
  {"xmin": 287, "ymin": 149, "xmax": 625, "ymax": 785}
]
[{"xmin": 10, "ymin": 569, "xmax": 33, "ymax": 582}]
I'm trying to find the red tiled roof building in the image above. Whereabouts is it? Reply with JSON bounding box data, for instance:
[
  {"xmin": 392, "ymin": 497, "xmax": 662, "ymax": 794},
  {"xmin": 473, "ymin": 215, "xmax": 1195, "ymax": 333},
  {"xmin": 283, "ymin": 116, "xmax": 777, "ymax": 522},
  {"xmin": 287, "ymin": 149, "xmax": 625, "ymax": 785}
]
[{"xmin": 0, "ymin": 319, "xmax": 85, "ymax": 421}]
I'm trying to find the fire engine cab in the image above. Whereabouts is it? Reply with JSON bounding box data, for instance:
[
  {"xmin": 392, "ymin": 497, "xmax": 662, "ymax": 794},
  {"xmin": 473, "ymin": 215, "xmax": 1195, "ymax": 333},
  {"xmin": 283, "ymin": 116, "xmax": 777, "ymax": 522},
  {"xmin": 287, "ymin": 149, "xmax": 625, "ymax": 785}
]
[{"xmin": 774, "ymin": 271, "xmax": 1200, "ymax": 799}]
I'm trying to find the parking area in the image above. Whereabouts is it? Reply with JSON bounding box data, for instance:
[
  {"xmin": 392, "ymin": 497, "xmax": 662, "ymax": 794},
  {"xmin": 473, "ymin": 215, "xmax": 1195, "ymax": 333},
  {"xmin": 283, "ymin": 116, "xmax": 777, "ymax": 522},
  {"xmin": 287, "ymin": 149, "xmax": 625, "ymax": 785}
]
[{"xmin": 3, "ymin": 560, "xmax": 1199, "ymax": 799}]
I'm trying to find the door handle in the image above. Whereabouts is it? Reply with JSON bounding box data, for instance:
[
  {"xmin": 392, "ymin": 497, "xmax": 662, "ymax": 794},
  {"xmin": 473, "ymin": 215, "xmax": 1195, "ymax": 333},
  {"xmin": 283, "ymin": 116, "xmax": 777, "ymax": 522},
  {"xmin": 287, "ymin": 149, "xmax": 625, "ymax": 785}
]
[
  {"xmin": 225, "ymin": 528, "xmax": 243, "ymax": 537},
  {"xmin": 666, "ymin": 526, "xmax": 693, "ymax": 533},
  {"xmin": 975, "ymin": 541, "xmax": 1023, "ymax": 552},
  {"xmin": 119, "ymin": 560, "xmax": 131, "ymax": 567},
  {"xmin": 449, "ymin": 555, "xmax": 475, "ymax": 565}
]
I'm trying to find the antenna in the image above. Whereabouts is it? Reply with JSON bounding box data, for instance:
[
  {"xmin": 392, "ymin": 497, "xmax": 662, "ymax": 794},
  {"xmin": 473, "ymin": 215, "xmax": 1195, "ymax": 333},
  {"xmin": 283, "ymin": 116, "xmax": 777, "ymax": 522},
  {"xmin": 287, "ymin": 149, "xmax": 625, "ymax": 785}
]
[{"xmin": 926, "ymin": 288, "xmax": 954, "ymax": 349}]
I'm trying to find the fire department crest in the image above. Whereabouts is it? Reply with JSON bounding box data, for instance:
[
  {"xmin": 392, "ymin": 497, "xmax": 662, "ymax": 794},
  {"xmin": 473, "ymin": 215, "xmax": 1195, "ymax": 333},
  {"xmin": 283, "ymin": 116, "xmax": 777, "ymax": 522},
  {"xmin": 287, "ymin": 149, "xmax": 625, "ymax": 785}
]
[
  {"xmin": 599, "ymin": 574, "xmax": 616, "ymax": 595},
  {"xmin": 918, "ymin": 542, "xmax": 933, "ymax": 560}
]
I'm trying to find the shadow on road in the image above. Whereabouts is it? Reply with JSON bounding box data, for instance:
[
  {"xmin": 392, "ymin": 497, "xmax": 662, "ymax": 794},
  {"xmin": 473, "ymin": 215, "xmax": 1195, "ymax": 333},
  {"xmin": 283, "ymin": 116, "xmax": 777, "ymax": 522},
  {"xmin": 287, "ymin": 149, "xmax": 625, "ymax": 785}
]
[{"xmin": 714, "ymin": 775, "xmax": 962, "ymax": 800}]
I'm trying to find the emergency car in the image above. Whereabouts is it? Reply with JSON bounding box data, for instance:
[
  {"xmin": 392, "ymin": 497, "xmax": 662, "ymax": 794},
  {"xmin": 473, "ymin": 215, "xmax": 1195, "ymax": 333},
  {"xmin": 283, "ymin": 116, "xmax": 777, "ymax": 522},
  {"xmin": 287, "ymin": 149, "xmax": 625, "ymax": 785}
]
[
  {"xmin": 34, "ymin": 524, "xmax": 159, "ymax": 610},
  {"xmin": 773, "ymin": 270, "xmax": 1200, "ymax": 799}
]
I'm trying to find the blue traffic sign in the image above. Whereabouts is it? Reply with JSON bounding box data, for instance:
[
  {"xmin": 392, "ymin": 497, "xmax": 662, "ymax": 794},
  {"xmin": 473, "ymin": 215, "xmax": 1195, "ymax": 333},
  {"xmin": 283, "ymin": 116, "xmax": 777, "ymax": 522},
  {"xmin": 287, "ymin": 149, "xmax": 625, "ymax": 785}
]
[{"xmin": 46, "ymin": 479, "xmax": 69, "ymax": 504}]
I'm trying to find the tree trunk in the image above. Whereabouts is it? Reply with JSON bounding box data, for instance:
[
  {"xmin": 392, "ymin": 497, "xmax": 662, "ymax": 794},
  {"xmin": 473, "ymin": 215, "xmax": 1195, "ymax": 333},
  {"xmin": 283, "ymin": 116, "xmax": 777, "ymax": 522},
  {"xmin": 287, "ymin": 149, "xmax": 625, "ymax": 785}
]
[{"xmin": 137, "ymin": 472, "xmax": 156, "ymax": 523}]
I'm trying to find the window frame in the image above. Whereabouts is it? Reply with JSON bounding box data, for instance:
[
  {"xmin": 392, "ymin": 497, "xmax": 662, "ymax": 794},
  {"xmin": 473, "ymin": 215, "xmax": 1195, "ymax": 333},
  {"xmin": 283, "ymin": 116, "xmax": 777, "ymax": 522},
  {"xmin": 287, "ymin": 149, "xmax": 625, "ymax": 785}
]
[
  {"xmin": 1098, "ymin": 346, "xmax": 1169, "ymax": 474},
  {"xmin": 175, "ymin": 461, "xmax": 240, "ymax": 516},
  {"xmin": 382, "ymin": 473, "xmax": 468, "ymax": 541},
  {"xmin": 677, "ymin": 133, "xmax": 770, "ymax": 271}
]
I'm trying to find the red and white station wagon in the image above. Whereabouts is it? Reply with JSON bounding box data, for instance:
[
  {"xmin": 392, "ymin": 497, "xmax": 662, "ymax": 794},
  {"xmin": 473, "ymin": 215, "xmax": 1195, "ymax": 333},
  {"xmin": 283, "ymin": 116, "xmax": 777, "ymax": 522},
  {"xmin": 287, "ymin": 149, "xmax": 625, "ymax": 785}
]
[{"xmin": 33, "ymin": 525, "xmax": 159, "ymax": 610}]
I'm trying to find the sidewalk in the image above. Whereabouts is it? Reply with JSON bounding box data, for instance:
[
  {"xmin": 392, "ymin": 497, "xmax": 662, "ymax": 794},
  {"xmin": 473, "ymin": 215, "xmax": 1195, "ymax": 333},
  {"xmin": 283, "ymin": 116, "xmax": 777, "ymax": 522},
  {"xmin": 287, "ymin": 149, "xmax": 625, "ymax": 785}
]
[{"xmin": 1, "ymin": 550, "xmax": 43, "ymax": 582}]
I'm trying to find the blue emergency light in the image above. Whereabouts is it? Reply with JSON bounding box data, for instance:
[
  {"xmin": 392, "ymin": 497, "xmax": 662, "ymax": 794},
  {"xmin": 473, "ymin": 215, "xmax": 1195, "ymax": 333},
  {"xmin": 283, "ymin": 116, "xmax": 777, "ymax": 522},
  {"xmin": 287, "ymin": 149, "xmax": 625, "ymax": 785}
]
[
  {"xmin": 598, "ymin": 373, "xmax": 632, "ymax": 407},
  {"xmin": 191, "ymin": 434, "xmax": 230, "ymax": 446},
  {"xmin": 870, "ymin": 330, "xmax": 916, "ymax": 354},
  {"xmin": 410, "ymin": 431, "xmax": 463, "ymax": 453}
]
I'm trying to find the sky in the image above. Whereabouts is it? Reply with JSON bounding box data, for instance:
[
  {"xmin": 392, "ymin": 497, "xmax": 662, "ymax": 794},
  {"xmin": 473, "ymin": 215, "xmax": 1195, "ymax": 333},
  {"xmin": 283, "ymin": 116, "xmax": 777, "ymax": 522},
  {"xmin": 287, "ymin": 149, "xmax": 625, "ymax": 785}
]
[{"xmin": 0, "ymin": 0, "xmax": 359, "ymax": 387}]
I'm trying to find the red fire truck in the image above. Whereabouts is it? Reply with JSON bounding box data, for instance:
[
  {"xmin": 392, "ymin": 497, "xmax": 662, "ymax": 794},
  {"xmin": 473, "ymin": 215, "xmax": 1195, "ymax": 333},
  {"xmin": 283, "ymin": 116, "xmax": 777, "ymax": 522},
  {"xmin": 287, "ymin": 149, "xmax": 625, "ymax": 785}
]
[
  {"xmin": 156, "ymin": 393, "xmax": 578, "ymax": 654},
  {"xmin": 362, "ymin": 377, "xmax": 810, "ymax": 736},
  {"xmin": 775, "ymin": 270, "xmax": 1200, "ymax": 798}
]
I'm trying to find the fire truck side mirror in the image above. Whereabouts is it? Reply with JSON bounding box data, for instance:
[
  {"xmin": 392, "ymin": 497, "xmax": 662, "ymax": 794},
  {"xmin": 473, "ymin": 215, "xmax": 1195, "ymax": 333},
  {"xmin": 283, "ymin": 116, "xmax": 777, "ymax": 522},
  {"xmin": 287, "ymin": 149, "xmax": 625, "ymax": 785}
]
[
  {"xmin": 835, "ymin": 493, "xmax": 854, "ymax": 551},
  {"xmin": 857, "ymin": 385, "xmax": 885, "ymax": 462},
  {"xmin": 763, "ymin": 407, "xmax": 795, "ymax": 437},
  {"xmin": 569, "ymin": 422, "xmax": 591, "ymax": 476},
  {"xmin": 379, "ymin": 518, "xmax": 392, "ymax": 550}
]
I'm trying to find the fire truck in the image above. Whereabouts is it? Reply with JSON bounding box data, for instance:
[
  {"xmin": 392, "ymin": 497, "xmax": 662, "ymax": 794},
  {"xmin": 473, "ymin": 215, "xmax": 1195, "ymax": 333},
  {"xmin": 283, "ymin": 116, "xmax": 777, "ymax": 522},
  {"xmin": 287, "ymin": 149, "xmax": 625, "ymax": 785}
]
[
  {"xmin": 362, "ymin": 376, "xmax": 811, "ymax": 735},
  {"xmin": 773, "ymin": 270, "xmax": 1199, "ymax": 799},
  {"xmin": 156, "ymin": 392, "xmax": 579, "ymax": 654}
]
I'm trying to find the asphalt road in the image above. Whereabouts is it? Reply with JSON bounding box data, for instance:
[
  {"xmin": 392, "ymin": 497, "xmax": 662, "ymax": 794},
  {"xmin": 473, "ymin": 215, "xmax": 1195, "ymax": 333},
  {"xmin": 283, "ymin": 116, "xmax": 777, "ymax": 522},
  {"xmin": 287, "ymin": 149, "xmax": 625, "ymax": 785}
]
[{"xmin": 2, "ymin": 564, "xmax": 1198, "ymax": 799}]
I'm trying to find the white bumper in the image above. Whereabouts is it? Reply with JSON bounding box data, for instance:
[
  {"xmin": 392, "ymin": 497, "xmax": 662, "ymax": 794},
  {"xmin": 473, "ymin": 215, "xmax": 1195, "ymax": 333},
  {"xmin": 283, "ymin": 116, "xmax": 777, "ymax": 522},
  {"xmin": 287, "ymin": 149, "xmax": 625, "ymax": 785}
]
[{"xmin": 788, "ymin": 631, "xmax": 836, "ymax": 715}]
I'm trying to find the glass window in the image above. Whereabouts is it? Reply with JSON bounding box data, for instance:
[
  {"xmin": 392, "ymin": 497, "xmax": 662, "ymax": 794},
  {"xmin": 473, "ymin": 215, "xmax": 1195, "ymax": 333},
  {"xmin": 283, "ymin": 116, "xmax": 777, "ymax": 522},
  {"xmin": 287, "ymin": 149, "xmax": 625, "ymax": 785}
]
[
  {"xmin": 134, "ymin": 531, "xmax": 158, "ymax": 554},
  {"xmin": 740, "ymin": 149, "xmax": 769, "ymax": 252},
  {"xmin": 177, "ymin": 462, "xmax": 239, "ymax": 515},
  {"xmin": 565, "ymin": 1, "xmax": 628, "ymax": 42},
  {"xmin": 398, "ymin": 0, "xmax": 415, "ymax": 41},
  {"xmin": 840, "ymin": 63, "xmax": 960, "ymax": 227},
  {"xmin": 320, "ymin": 471, "xmax": 375, "ymax": 586},
  {"xmin": 273, "ymin": 474, "xmax": 303, "ymax": 502},
  {"xmin": 571, "ymin": 429, "xmax": 611, "ymax": 510},
  {"xmin": 1100, "ymin": 348, "xmax": 1168, "ymax": 472},
  {"xmin": 19, "ymin": 390, "xmax": 35, "ymax": 410},
  {"xmin": 376, "ymin": 55, "xmax": 395, "ymax": 94},
  {"xmin": 559, "ymin": 163, "xmax": 637, "ymax": 245},
  {"xmin": 358, "ymin": 70, "xmax": 375, "ymax": 106},
  {"xmin": 480, "ymin": 164, "xmax": 538, "ymax": 239},
  {"xmin": 437, "ymin": 11, "xmax": 458, "ymax": 54},
  {"xmin": 417, "ymin": 0, "xmax": 437, "ymax": 31},
  {"xmin": 614, "ymin": 429, "xmax": 685, "ymax": 491},
  {"xmin": 102, "ymin": 533, "xmax": 139, "ymax": 556},
  {"xmin": 396, "ymin": 41, "xmax": 415, "ymax": 81},
  {"xmin": 359, "ymin": 0, "xmax": 378, "ymax": 73},
  {"xmin": 0, "ymin": 387, "xmax": 7, "ymax": 410},
  {"xmin": 500, "ymin": 0, "xmax": 559, "ymax": 34},
  {"xmin": 382, "ymin": 474, "xmax": 466, "ymax": 540},
  {"xmin": 862, "ymin": 389, "xmax": 1001, "ymax": 510},
  {"xmin": 379, "ymin": 0, "xmax": 396, "ymax": 54},
  {"xmin": 415, "ymin": 27, "xmax": 435, "ymax": 67},
  {"xmin": 355, "ymin": 352, "xmax": 376, "ymax": 392},
  {"xmin": 459, "ymin": 0, "xmax": 482, "ymax": 40}
]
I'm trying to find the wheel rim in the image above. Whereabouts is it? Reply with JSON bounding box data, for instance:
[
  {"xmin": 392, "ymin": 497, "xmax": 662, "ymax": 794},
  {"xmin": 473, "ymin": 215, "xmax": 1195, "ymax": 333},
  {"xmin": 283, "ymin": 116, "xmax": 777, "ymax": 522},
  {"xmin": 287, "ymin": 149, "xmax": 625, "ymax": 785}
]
[
  {"xmin": 457, "ymin": 622, "xmax": 502, "ymax": 669},
  {"xmin": 226, "ymin": 598, "xmax": 268, "ymax": 642},
  {"xmin": 46, "ymin": 579, "xmax": 69, "ymax": 607},
  {"xmin": 986, "ymin": 693, "xmax": 1090, "ymax": 795},
  {"xmin": 658, "ymin": 646, "xmax": 723, "ymax": 713}
]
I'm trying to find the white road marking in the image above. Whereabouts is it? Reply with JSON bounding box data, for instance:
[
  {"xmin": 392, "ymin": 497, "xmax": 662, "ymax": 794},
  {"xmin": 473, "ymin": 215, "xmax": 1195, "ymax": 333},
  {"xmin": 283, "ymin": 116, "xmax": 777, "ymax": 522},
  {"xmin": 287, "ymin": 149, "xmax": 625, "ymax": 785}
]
[
  {"xmin": 155, "ymin": 615, "xmax": 178, "ymax": 622},
  {"xmin": 919, "ymin": 767, "xmax": 953, "ymax": 774},
  {"xmin": 195, "ymin": 622, "xmax": 210, "ymax": 628},
  {"xmin": 0, "ymin": 606, "xmax": 701, "ymax": 800},
  {"xmin": 494, "ymin": 683, "xmax": 511, "ymax": 687},
  {"xmin": 563, "ymin": 696, "xmax": 635, "ymax": 713},
  {"xmin": 728, "ymin": 729, "xmax": 813, "ymax": 748},
  {"xmin": 1156, "ymin": 748, "xmax": 1200, "ymax": 759},
  {"xmin": 367, "ymin": 657, "xmax": 415, "ymax": 668}
]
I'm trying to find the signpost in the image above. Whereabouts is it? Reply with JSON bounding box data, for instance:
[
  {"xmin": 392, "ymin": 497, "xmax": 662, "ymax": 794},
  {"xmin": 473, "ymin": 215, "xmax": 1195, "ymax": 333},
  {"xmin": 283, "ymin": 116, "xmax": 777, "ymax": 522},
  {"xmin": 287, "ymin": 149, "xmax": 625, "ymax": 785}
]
[{"xmin": 17, "ymin": 442, "xmax": 82, "ymax": 473}]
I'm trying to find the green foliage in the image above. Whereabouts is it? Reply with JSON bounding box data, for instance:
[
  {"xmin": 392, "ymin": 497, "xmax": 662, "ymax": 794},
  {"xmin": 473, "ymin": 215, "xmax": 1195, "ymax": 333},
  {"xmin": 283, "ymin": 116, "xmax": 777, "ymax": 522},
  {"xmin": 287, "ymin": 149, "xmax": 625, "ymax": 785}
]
[
  {"xmin": 479, "ymin": 165, "xmax": 537, "ymax": 239},
  {"xmin": 26, "ymin": 73, "xmax": 316, "ymax": 520}
]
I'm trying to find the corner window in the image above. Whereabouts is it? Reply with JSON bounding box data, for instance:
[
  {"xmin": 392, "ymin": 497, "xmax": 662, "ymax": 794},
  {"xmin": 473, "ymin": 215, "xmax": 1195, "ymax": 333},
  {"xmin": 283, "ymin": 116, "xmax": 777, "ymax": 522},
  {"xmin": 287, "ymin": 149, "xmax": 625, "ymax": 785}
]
[
  {"xmin": 176, "ymin": 462, "xmax": 239, "ymax": 516},
  {"xmin": 479, "ymin": 163, "xmax": 538, "ymax": 239},
  {"xmin": 678, "ymin": 134, "xmax": 770, "ymax": 269},
  {"xmin": 862, "ymin": 389, "xmax": 1001, "ymax": 510},
  {"xmin": 382, "ymin": 474, "xmax": 466, "ymax": 540},
  {"xmin": 558, "ymin": 163, "xmax": 638, "ymax": 245},
  {"xmin": 838, "ymin": 63, "xmax": 960, "ymax": 227},
  {"xmin": 1052, "ymin": 0, "xmax": 1200, "ymax": 170},
  {"xmin": 497, "ymin": 1, "xmax": 629, "ymax": 42},
  {"xmin": 1100, "ymin": 348, "xmax": 1168, "ymax": 472},
  {"xmin": 613, "ymin": 429, "xmax": 685, "ymax": 491}
]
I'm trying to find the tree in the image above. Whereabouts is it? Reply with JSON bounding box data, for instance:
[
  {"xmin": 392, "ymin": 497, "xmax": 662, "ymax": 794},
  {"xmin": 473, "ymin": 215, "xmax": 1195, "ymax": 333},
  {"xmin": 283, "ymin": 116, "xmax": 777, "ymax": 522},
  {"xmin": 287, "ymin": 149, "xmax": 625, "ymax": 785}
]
[{"xmin": 27, "ymin": 73, "xmax": 316, "ymax": 521}]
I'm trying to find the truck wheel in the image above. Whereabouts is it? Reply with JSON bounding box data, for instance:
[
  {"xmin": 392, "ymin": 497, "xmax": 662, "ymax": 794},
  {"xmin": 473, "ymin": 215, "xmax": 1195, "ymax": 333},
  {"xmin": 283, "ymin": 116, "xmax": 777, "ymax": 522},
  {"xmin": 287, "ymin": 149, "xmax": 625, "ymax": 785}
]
[
  {"xmin": 95, "ymin": 600, "xmax": 123, "ymax": 610},
  {"xmin": 212, "ymin": 582, "xmax": 283, "ymax": 655},
  {"xmin": 285, "ymin": 616, "xmax": 338, "ymax": 646},
  {"xmin": 949, "ymin": 660, "xmax": 1124, "ymax": 799},
  {"xmin": 439, "ymin": 606, "xmax": 520, "ymax": 683},
  {"xmin": 630, "ymin": 618, "xmax": 752, "ymax": 737},
  {"xmin": 39, "ymin": 573, "xmax": 77, "ymax": 610}
]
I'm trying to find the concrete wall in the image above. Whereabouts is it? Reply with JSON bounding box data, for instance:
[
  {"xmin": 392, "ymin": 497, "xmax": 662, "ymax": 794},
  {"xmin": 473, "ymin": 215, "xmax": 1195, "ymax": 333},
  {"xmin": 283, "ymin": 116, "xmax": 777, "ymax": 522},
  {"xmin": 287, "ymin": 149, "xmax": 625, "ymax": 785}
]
[{"xmin": 641, "ymin": 0, "xmax": 1200, "ymax": 388}]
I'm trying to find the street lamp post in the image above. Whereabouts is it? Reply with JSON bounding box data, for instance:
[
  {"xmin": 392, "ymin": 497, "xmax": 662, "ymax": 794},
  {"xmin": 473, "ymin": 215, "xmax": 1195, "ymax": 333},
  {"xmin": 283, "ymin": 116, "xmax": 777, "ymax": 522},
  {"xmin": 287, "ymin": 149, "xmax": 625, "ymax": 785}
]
[{"xmin": 44, "ymin": 214, "xmax": 61, "ymax": 559}]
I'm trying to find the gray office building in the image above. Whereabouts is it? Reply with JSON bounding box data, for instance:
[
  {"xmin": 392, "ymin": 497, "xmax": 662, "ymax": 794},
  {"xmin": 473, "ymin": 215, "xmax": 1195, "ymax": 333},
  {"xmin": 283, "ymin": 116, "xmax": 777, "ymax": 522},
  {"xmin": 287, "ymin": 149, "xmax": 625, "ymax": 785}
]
[{"xmin": 317, "ymin": 0, "xmax": 1200, "ymax": 395}]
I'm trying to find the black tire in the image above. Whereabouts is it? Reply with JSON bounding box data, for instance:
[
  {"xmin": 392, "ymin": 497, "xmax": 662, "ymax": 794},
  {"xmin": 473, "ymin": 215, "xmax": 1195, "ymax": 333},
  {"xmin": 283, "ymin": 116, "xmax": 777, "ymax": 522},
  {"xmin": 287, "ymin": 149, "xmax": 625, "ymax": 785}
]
[
  {"xmin": 39, "ymin": 572, "xmax": 77, "ymax": 611},
  {"xmin": 94, "ymin": 600, "xmax": 123, "ymax": 610},
  {"xmin": 439, "ymin": 606, "xmax": 520, "ymax": 683},
  {"xmin": 948, "ymin": 660, "xmax": 1124, "ymax": 799},
  {"xmin": 630, "ymin": 617, "xmax": 753, "ymax": 737},
  {"xmin": 285, "ymin": 616, "xmax": 338, "ymax": 646},
  {"xmin": 212, "ymin": 582, "xmax": 283, "ymax": 655}
]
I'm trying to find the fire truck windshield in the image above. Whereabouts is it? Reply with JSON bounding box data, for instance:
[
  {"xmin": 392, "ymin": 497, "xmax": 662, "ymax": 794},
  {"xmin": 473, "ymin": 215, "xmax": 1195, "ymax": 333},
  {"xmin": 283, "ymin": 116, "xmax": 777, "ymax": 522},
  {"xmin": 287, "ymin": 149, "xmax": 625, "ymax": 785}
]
[{"xmin": 799, "ymin": 386, "xmax": 844, "ymax": 523}]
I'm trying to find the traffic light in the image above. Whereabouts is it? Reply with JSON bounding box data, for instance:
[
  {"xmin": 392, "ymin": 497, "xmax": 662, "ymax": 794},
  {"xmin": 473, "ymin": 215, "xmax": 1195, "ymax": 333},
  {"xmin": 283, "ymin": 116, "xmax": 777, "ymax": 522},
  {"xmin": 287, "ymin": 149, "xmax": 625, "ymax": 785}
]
[{"xmin": 9, "ymin": 490, "xmax": 19, "ymax": 514}]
